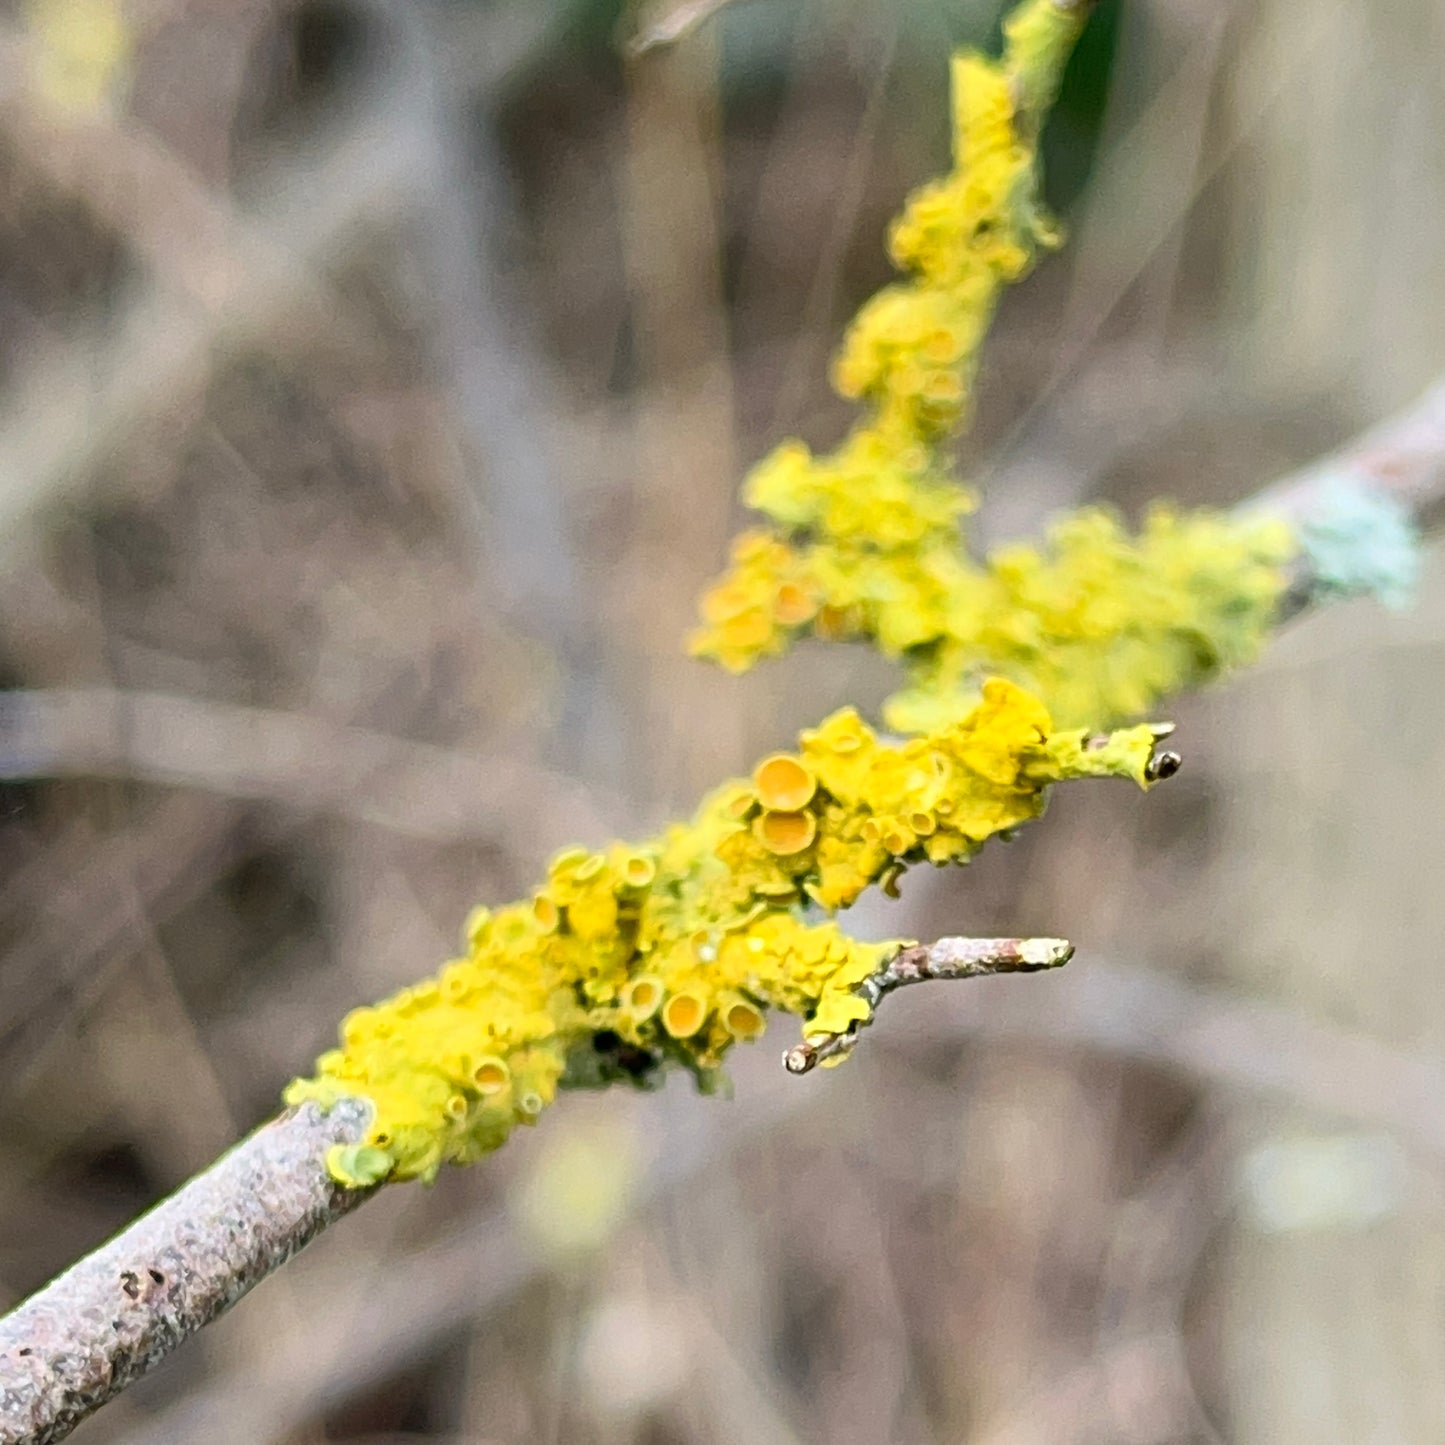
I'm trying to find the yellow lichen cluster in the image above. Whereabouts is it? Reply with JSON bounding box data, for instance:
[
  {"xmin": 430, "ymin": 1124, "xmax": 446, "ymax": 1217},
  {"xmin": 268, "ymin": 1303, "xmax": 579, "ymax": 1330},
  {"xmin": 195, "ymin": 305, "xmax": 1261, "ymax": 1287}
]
[
  {"xmin": 289, "ymin": 0, "xmax": 1262, "ymax": 1193},
  {"xmin": 287, "ymin": 680, "xmax": 1163, "ymax": 1185},
  {"xmin": 693, "ymin": 5, "xmax": 1079, "ymax": 671},
  {"xmin": 697, "ymin": 499, "xmax": 1294, "ymax": 736},
  {"xmin": 691, "ymin": 0, "xmax": 1298, "ymax": 733},
  {"xmin": 894, "ymin": 507, "xmax": 1295, "ymax": 731},
  {"xmin": 833, "ymin": 44, "xmax": 1055, "ymax": 445}
]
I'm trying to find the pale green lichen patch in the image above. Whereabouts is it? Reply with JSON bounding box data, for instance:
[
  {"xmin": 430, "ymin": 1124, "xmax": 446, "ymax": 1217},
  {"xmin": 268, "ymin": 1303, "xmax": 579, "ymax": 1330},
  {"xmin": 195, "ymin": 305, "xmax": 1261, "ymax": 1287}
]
[{"xmin": 1288, "ymin": 474, "xmax": 1420, "ymax": 610}]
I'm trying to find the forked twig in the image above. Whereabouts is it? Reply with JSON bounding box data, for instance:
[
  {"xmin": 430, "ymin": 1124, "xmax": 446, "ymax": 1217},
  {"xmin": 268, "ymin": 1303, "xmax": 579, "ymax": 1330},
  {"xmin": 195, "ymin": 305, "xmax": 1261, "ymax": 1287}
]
[{"xmin": 783, "ymin": 936, "xmax": 1077, "ymax": 1075}]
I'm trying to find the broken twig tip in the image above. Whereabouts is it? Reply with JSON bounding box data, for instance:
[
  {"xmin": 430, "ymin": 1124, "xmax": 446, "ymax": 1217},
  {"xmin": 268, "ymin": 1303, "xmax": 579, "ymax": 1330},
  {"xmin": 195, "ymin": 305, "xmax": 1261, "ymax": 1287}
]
[
  {"xmin": 1145, "ymin": 749, "xmax": 1183, "ymax": 782},
  {"xmin": 1018, "ymin": 937, "xmax": 1075, "ymax": 968}
]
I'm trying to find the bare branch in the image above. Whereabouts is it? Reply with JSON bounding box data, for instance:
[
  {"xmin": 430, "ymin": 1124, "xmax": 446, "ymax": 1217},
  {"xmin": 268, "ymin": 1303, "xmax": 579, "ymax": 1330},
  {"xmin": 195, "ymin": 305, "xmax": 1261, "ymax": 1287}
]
[
  {"xmin": 1265, "ymin": 376, "xmax": 1445, "ymax": 526},
  {"xmin": 0, "ymin": 1101, "xmax": 371, "ymax": 1445},
  {"xmin": 1248, "ymin": 378, "xmax": 1442, "ymax": 616}
]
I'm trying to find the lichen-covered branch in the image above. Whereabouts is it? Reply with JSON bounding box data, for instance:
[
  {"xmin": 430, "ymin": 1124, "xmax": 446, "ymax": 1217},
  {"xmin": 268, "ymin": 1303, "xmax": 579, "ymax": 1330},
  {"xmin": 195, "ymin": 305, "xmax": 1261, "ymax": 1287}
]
[
  {"xmin": 3, "ymin": 0, "xmax": 1443, "ymax": 1439},
  {"xmin": 0, "ymin": 1099, "xmax": 371, "ymax": 1445},
  {"xmin": 688, "ymin": 0, "xmax": 1422, "ymax": 736},
  {"xmin": 285, "ymin": 681, "xmax": 1174, "ymax": 1186},
  {"xmin": 691, "ymin": 1, "xmax": 1174, "ymax": 736}
]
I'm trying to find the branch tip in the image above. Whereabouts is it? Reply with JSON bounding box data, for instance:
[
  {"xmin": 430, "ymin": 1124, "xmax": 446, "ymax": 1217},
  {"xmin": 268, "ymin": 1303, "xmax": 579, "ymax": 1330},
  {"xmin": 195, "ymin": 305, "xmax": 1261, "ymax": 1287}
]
[
  {"xmin": 784, "ymin": 934, "xmax": 1076, "ymax": 1078},
  {"xmin": 1145, "ymin": 749, "xmax": 1182, "ymax": 782},
  {"xmin": 1018, "ymin": 936, "xmax": 1075, "ymax": 968}
]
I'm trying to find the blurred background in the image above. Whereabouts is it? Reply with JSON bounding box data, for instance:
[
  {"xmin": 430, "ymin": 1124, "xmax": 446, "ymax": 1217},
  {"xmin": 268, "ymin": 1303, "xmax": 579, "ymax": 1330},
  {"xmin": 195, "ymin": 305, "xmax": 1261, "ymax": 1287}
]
[{"xmin": 1, "ymin": 0, "xmax": 1444, "ymax": 1440}]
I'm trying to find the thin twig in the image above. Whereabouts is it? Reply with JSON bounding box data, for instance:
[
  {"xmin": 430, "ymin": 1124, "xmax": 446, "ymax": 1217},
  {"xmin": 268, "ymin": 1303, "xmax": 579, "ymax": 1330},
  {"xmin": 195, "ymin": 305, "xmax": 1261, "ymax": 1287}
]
[{"xmin": 783, "ymin": 936, "xmax": 1076, "ymax": 1075}]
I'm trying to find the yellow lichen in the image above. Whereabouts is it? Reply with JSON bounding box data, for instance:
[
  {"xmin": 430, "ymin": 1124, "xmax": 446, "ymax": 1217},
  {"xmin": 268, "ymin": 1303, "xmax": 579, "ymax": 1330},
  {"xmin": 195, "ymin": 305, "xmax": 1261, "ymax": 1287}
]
[
  {"xmin": 719, "ymin": 990, "xmax": 767, "ymax": 1040},
  {"xmin": 661, "ymin": 990, "xmax": 709, "ymax": 1040},
  {"xmin": 752, "ymin": 808, "xmax": 817, "ymax": 857},
  {"xmin": 753, "ymin": 753, "xmax": 817, "ymax": 812},
  {"xmin": 473, "ymin": 1057, "xmax": 510, "ymax": 1096},
  {"xmin": 287, "ymin": 679, "xmax": 1165, "ymax": 1184},
  {"xmin": 285, "ymin": 0, "xmax": 1282, "ymax": 1193},
  {"xmin": 690, "ymin": 0, "xmax": 1299, "ymax": 732},
  {"xmin": 621, "ymin": 975, "xmax": 663, "ymax": 1020}
]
